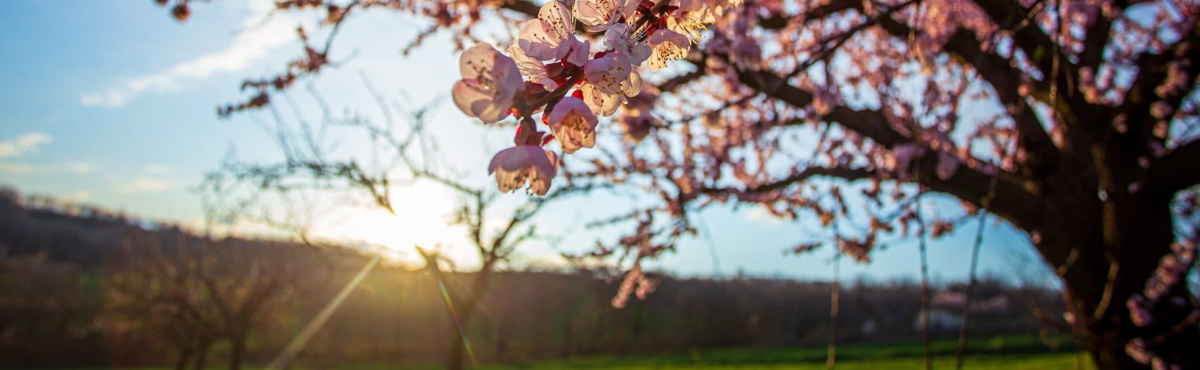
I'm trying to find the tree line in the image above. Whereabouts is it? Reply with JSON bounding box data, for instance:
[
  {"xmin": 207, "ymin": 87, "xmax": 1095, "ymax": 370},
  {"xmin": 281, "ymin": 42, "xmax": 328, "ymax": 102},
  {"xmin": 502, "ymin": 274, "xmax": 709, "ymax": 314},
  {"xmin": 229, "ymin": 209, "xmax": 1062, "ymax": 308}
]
[{"xmin": 0, "ymin": 187, "xmax": 1066, "ymax": 368}]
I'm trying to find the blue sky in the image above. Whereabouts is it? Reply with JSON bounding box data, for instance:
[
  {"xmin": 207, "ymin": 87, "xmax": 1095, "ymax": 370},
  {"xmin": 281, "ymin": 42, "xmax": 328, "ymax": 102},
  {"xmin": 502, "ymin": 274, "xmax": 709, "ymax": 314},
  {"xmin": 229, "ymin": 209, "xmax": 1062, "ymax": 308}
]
[{"xmin": 0, "ymin": 0, "xmax": 1056, "ymax": 286}]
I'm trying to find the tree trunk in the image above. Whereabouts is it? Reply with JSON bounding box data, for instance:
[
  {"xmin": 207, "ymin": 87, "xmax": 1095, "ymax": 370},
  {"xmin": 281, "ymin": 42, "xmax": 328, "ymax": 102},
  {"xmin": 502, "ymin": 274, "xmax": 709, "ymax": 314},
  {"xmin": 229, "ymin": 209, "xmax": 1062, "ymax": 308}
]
[
  {"xmin": 1038, "ymin": 181, "xmax": 1199, "ymax": 369},
  {"xmin": 442, "ymin": 271, "xmax": 491, "ymax": 370},
  {"xmin": 445, "ymin": 299, "xmax": 480, "ymax": 370},
  {"xmin": 447, "ymin": 331, "xmax": 466, "ymax": 370},
  {"xmin": 192, "ymin": 341, "xmax": 210, "ymax": 370},
  {"xmin": 174, "ymin": 346, "xmax": 192, "ymax": 370},
  {"xmin": 1085, "ymin": 288, "xmax": 1199, "ymax": 369},
  {"xmin": 229, "ymin": 331, "xmax": 247, "ymax": 370}
]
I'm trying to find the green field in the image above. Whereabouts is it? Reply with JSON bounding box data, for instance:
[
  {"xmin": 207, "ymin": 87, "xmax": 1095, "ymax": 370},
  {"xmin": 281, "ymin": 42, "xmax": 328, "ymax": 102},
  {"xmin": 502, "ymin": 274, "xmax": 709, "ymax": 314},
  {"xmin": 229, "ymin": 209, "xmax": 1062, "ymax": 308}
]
[
  {"xmin": 68, "ymin": 336, "xmax": 1094, "ymax": 370},
  {"xmin": 483, "ymin": 338, "xmax": 1094, "ymax": 370},
  {"xmin": 295, "ymin": 336, "xmax": 1095, "ymax": 370}
]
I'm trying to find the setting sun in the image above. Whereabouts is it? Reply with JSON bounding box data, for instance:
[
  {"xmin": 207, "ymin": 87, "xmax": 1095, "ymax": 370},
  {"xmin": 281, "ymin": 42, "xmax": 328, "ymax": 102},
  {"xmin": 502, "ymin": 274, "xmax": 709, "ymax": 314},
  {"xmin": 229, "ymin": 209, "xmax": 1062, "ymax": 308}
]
[{"xmin": 312, "ymin": 183, "xmax": 473, "ymax": 266}]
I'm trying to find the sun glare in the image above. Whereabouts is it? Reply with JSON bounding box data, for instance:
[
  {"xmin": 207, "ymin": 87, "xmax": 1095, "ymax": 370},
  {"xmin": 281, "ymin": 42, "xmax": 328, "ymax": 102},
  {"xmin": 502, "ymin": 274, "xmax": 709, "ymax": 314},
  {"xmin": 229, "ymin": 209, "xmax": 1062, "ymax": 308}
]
[{"xmin": 312, "ymin": 185, "xmax": 477, "ymax": 267}]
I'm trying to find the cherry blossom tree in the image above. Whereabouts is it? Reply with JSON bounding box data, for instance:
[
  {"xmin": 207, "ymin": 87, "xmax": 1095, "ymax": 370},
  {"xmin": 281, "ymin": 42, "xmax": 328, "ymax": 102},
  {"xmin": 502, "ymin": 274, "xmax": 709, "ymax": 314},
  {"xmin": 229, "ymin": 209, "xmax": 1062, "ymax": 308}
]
[{"xmin": 158, "ymin": 0, "xmax": 1200, "ymax": 368}]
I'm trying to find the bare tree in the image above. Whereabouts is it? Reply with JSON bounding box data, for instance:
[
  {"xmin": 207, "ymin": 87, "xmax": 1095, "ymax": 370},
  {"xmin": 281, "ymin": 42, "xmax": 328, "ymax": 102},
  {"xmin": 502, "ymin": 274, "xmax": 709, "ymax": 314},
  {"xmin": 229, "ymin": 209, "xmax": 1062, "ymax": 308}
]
[
  {"xmin": 198, "ymin": 80, "xmax": 583, "ymax": 369},
  {"xmin": 106, "ymin": 230, "xmax": 307, "ymax": 370}
]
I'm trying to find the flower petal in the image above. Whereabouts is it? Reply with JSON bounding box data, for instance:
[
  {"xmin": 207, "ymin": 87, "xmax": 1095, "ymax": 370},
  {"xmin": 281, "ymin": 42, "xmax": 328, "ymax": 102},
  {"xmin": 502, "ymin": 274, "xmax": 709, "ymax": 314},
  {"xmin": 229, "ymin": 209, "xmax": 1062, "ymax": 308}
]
[{"xmin": 584, "ymin": 52, "xmax": 631, "ymax": 95}]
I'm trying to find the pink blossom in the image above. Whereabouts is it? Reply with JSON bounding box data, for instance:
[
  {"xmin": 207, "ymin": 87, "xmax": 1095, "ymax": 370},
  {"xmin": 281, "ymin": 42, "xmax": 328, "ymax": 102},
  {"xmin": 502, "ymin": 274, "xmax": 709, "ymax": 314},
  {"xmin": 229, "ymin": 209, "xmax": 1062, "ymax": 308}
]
[
  {"xmin": 573, "ymin": 0, "xmax": 636, "ymax": 32},
  {"xmin": 565, "ymin": 38, "xmax": 591, "ymax": 67},
  {"xmin": 452, "ymin": 42, "xmax": 523, "ymax": 123},
  {"xmin": 488, "ymin": 146, "xmax": 560, "ymax": 195},
  {"xmin": 581, "ymin": 82, "xmax": 624, "ymax": 116},
  {"xmin": 812, "ymin": 88, "xmax": 836, "ymax": 115},
  {"xmin": 585, "ymin": 51, "xmax": 632, "ymax": 95},
  {"xmin": 646, "ymin": 29, "xmax": 691, "ymax": 71},
  {"xmin": 612, "ymin": 264, "xmax": 644, "ymax": 308},
  {"xmin": 548, "ymin": 97, "xmax": 599, "ymax": 153},
  {"xmin": 1156, "ymin": 62, "xmax": 1189, "ymax": 98},
  {"xmin": 936, "ymin": 151, "xmax": 960, "ymax": 180},
  {"xmin": 1126, "ymin": 338, "xmax": 1153, "ymax": 365},
  {"xmin": 604, "ymin": 23, "xmax": 651, "ymax": 65},
  {"xmin": 892, "ymin": 143, "xmax": 923, "ymax": 173},
  {"xmin": 620, "ymin": 106, "xmax": 656, "ymax": 142},
  {"xmin": 518, "ymin": 1, "xmax": 577, "ymax": 61},
  {"xmin": 730, "ymin": 38, "xmax": 762, "ymax": 69},
  {"xmin": 1128, "ymin": 295, "xmax": 1153, "ymax": 327},
  {"xmin": 1152, "ymin": 102, "xmax": 1174, "ymax": 120},
  {"xmin": 508, "ymin": 46, "xmax": 556, "ymax": 91}
]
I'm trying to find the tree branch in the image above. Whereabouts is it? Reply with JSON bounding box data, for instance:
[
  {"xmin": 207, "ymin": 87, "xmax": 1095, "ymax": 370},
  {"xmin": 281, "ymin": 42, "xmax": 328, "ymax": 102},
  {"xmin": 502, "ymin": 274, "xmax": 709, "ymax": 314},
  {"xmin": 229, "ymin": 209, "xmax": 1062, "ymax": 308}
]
[
  {"xmin": 971, "ymin": 0, "xmax": 1064, "ymax": 81},
  {"xmin": 723, "ymin": 56, "xmax": 1044, "ymax": 228},
  {"xmin": 873, "ymin": 14, "xmax": 1066, "ymax": 174},
  {"xmin": 700, "ymin": 166, "xmax": 873, "ymax": 195}
]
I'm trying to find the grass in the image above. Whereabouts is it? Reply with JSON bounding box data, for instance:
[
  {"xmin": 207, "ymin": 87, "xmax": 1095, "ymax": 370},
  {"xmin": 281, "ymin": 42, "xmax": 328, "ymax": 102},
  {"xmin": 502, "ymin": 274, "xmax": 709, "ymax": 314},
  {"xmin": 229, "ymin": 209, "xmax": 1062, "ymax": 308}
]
[
  {"xmin": 306, "ymin": 336, "xmax": 1094, "ymax": 370},
  {"xmin": 66, "ymin": 336, "xmax": 1095, "ymax": 369}
]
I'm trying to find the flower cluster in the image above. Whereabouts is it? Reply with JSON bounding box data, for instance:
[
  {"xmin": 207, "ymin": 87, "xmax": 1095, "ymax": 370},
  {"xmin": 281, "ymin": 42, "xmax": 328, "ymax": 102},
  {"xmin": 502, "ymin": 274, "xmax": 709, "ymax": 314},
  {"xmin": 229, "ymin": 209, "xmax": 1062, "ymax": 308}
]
[{"xmin": 450, "ymin": 0, "xmax": 734, "ymax": 195}]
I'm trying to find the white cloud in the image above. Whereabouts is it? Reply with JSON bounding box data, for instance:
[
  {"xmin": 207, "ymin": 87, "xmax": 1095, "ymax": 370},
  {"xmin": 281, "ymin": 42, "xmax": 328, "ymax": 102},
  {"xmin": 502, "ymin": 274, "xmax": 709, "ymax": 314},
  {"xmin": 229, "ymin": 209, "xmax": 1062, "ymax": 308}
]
[
  {"xmin": 61, "ymin": 162, "xmax": 95, "ymax": 175},
  {"xmin": 81, "ymin": 0, "xmax": 302, "ymax": 108},
  {"xmin": 0, "ymin": 132, "xmax": 52, "ymax": 159},
  {"xmin": 119, "ymin": 176, "xmax": 175, "ymax": 193},
  {"xmin": 0, "ymin": 162, "xmax": 94, "ymax": 176},
  {"xmin": 0, "ymin": 163, "xmax": 35, "ymax": 174},
  {"xmin": 0, "ymin": 134, "xmax": 95, "ymax": 176},
  {"xmin": 81, "ymin": 75, "xmax": 180, "ymax": 108}
]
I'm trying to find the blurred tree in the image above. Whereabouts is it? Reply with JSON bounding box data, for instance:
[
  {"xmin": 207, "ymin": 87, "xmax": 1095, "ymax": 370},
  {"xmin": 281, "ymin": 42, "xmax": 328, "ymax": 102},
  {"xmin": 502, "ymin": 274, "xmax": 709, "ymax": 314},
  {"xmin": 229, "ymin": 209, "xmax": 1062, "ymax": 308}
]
[
  {"xmin": 157, "ymin": 0, "xmax": 1200, "ymax": 368},
  {"xmin": 105, "ymin": 235, "xmax": 223, "ymax": 370},
  {"xmin": 106, "ymin": 231, "xmax": 309, "ymax": 370},
  {"xmin": 0, "ymin": 253, "xmax": 93, "ymax": 366}
]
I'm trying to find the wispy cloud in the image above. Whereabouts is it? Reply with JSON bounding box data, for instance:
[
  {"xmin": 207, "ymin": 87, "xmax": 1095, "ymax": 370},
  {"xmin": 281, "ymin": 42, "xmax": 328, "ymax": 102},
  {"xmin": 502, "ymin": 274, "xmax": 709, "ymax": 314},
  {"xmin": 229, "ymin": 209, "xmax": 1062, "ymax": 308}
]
[
  {"xmin": 0, "ymin": 134, "xmax": 95, "ymax": 176},
  {"xmin": 81, "ymin": 0, "xmax": 302, "ymax": 108},
  {"xmin": 0, "ymin": 132, "xmax": 52, "ymax": 159},
  {"xmin": 118, "ymin": 176, "xmax": 175, "ymax": 193},
  {"xmin": 61, "ymin": 162, "xmax": 95, "ymax": 175},
  {"xmin": 0, "ymin": 161, "xmax": 95, "ymax": 176},
  {"xmin": 0, "ymin": 163, "xmax": 35, "ymax": 174}
]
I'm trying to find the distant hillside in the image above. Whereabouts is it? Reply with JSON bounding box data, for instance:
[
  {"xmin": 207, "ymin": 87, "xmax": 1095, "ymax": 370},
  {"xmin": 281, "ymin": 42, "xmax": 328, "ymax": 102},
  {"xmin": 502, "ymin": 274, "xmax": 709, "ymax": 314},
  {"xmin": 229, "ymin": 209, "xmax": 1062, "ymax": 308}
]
[
  {"xmin": 0, "ymin": 187, "xmax": 1071, "ymax": 369},
  {"xmin": 0, "ymin": 187, "xmax": 135, "ymax": 266}
]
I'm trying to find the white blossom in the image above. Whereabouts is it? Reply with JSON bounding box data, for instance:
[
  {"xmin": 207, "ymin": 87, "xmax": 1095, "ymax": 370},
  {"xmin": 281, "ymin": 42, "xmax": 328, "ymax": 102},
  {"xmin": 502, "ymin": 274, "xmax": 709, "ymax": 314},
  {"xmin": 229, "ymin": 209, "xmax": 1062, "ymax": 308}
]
[
  {"xmin": 581, "ymin": 81, "xmax": 624, "ymax": 116},
  {"xmin": 518, "ymin": 1, "xmax": 577, "ymax": 61},
  {"xmin": 604, "ymin": 23, "xmax": 652, "ymax": 65},
  {"xmin": 573, "ymin": 0, "xmax": 637, "ymax": 32},
  {"xmin": 452, "ymin": 42, "xmax": 523, "ymax": 123},
  {"xmin": 585, "ymin": 51, "xmax": 632, "ymax": 95},
  {"xmin": 646, "ymin": 29, "xmax": 690, "ymax": 71},
  {"xmin": 548, "ymin": 97, "xmax": 599, "ymax": 153},
  {"xmin": 488, "ymin": 146, "xmax": 560, "ymax": 195},
  {"xmin": 508, "ymin": 45, "xmax": 556, "ymax": 91}
]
